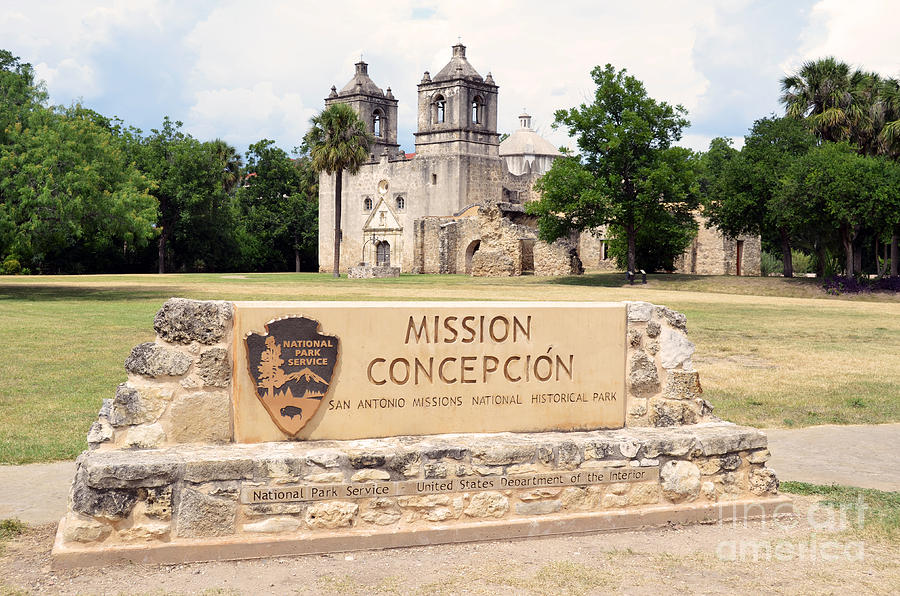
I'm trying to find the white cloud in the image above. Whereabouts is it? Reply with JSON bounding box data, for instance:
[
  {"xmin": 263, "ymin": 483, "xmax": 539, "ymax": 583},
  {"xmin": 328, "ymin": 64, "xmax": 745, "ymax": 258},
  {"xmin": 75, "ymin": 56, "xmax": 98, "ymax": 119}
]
[
  {"xmin": 788, "ymin": 0, "xmax": 900, "ymax": 75},
  {"xmin": 34, "ymin": 59, "xmax": 99, "ymax": 99}
]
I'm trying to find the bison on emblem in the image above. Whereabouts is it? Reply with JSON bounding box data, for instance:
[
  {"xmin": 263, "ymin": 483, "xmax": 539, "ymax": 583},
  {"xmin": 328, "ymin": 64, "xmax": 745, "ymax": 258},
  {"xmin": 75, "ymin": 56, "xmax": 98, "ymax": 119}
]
[{"xmin": 245, "ymin": 317, "xmax": 339, "ymax": 436}]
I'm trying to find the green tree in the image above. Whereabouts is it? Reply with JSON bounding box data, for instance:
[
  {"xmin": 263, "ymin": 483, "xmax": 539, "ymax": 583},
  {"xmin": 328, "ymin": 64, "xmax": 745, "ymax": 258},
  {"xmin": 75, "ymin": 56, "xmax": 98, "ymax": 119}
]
[
  {"xmin": 702, "ymin": 117, "xmax": 817, "ymax": 277},
  {"xmin": 0, "ymin": 104, "xmax": 157, "ymax": 272},
  {"xmin": 0, "ymin": 50, "xmax": 47, "ymax": 146},
  {"xmin": 527, "ymin": 64, "xmax": 698, "ymax": 272},
  {"xmin": 305, "ymin": 103, "xmax": 373, "ymax": 277},
  {"xmin": 780, "ymin": 57, "xmax": 868, "ymax": 144},
  {"xmin": 237, "ymin": 139, "xmax": 318, "ymax": 271}
]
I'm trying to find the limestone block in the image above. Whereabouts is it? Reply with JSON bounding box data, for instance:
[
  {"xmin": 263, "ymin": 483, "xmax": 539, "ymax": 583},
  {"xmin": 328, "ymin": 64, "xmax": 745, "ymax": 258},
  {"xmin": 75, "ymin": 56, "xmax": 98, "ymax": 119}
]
[
  {"xmin": 175, "ymin": 487, "xmax": 237, "ymax": 538},
  {"xmin": 244, "ymin": 502, "xmax": 305, "ymax": 517},
  {"xmin": 721, "ymin": 453, "xmax": 742, "ymax": 471},
  {"xmin": 424, "ymin": 462, "xmax": 448, "ymax": 479},
  {"xmin": 124, "ymin": 343, "xmax": 193, "ymax": 378},
  {"xmin": 537, "ymin": 445, "xmax": 554, "ymax": 465},
  {"xmin": 118, "ymin": 520, "xmax": 170, "ymax": 542},
  {"xmin": 471, "ymin": 248, "xmax": 515, "ymax": 277},
  {"xmin": 306, "ymin": 472, "xmax": 345, "ymax": 483},
  {"xmin": 142, "ymin": 487, "xmax": 173, "ymax": 520},
  {"xmin": 602, "ymin": 494, "xmax": 628, "ymax": 508},
  {"xmin": 659, "ymin": 328, "xmax": 694, "ymax": 370},
  {"xmin": 398, "ymin": 494, "xmax": 450, "ymax": 509},
  {"xmin": 646, "ymin": 320, "xmax": 661, "ymax": 338},
  {"xmin": 628, "ymin": 329, "xmax": 643, "ymax": 348},
  {"xmin": 80, "ymin": 451, "xmax": 180, "ymax": 489},
  {"xmin": 360, "ymin": 498, "xmax": 402, "ymax": 525},
  {"xmin": 389, "ymin": 452, "xmax": 421, "ymax": 477},
  {"xmin": 747, "ymin": 449, "xmax": 770, "ymax": 464},
  {"xmin": 471, "ymin": 443, "xmax": 535, "ymax": 466},
  {"xmin": 184, "ymin": 458, "xmax": 257, "ymax": 484},
  {"xmin": 62, "ymin": 513, "xmax": 112, "ymax": 543},
  {"xmin": 519, "ymin": 488, "xmax": 562, "ymax": 501},
  {"xmin": 663, "ymin": 371, "xmax": 702, "ymax": 400},
  {"xmin": 71, "ymin": 478, "xmax": 137, "ymax": 520},
  {"xmin": 153, "ymin": 298, "xmax": 232, "ymax": 345},
  {"xmin": 627, "ymin": 482, "xmax": 662, "ymax": 506},
  {"xmin": 749, "ymin": 467, "xmax": 779, "ymax": 496},
  {"xmin": 305, "ymin": 502, "xmax": 358, "ymax": 529},
  {"xmin": 629, "ymin": 350, "xmax": 660, "ymax": 396},
  {"xmin": 607, "ymin": 483, "xmax": 629, "ymax": 496},
  {"xmin": 122, "ymin": 423, "xmax": 166, "ymax": 449},
  {"xmin": 109, "ymin": 384, "xmax": 174, "ymax": 427},
  {"xmin": 243, "ymin": 517, "xmax": 302, "ymax": 534},
  {"xmin": 464, "ymin": 491, "xmax": 509, "ymax": 518},
  {"xmin": 347, "ymin": 451, "xmax": 387, "ymax": 468},
  {"xmin": 560, "ymin": 486, "xmax": 600, "ymax": 510},
  {"xmin": 507, "ymin": 463, "xmax": 543, "ymax": 475},
  {"xmin": 641, "ymin": 435, "xmax": 698, "ymax": 458},
  {"xmin": 696, "ymin": 427, "xmax": 767, "ymax": 456},
  {"xmin": 660, "ymin": 461, "xmax": 701, "ymax": 501},
  {"xmin": 196, "ymin": 347, "xmax": 230, "ymax": 387},
  {"xmin": 701, "ymin": 481, "xmax": 717, "ymax": 500},
  {"xmin": 305, "ymin": 449, "xmax": 344, "ymax": 469},
  {"xmin": 627, "ymin": 401, "xmax": 647, "ymax": 419},
  {"xmin": 87, "ymin": 419, "xmax": 113, "ymax": 448},
  {"xmin": 649, "ymin": 398, "xmax": 684, "ymax": 427},
  {"xmin": 696, "ymin": 458, "xmax": 722, "ymax": 475},
  {"xmin": 515, "ymin": 500, "xmax": 561, "ymax": 515},
  {"xmin": 351, "ymin": 469, "xmax": 390, "ymax": 482},
  {"xmin": 626, "ymin": 302, "xmax": 654, "ymax": 322},
  {"xmin": 558, "ymin": 442, "xmax": 583, "ymax": 469},
  {"xmin": 618, "ymin": 441, "xmax": 640, "ymax": 459},
  {"xmin": 657, "ymin": 306, "xmax": 687, "ymax": 331},
  {"xmin": 164, "ymin": 390, "xmax": 232, "ymax": 444}
]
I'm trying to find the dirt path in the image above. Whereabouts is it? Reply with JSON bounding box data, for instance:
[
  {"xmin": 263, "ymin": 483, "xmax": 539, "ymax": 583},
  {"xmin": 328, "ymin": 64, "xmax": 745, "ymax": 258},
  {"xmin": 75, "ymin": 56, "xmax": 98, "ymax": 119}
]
[{"xmin": 2, "ymin": 496, "xmax": 896, "ymax": 595}]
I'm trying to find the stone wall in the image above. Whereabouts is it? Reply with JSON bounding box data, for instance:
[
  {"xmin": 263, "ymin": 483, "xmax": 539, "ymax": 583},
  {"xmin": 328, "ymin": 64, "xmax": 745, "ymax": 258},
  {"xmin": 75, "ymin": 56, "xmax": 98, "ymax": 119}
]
[
  {"xmin": 60, "ymin": 424, "xmax": 778, "ymax": 553},
  {"xmin": 533, "ymin": 238, "xmax": 584, "ymax": 276},
  {"xmin": 675, "ymin": 214, "xmax": 762, "ymax": 276},
  {"xmin": 87, "ymin": 298, "xmax": 235, "ymax": 452},
  {"xmin": 623, "ymin": 302, "xmax": 715, "ymax": 428}
]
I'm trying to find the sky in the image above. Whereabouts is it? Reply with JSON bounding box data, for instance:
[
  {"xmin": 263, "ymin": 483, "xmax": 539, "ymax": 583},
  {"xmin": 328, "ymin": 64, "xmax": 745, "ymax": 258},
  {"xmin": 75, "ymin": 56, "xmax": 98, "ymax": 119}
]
[{"xmin": 2, "ymin": 0, "xmax": 898, "ymax": 157}]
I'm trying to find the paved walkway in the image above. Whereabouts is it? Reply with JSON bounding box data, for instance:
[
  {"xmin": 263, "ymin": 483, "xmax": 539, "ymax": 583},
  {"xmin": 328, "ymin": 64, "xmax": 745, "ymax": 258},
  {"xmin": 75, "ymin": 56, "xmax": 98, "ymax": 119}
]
[{"xmin": 1, "ymin": 424, "xmax": 897, "ymax": 525}]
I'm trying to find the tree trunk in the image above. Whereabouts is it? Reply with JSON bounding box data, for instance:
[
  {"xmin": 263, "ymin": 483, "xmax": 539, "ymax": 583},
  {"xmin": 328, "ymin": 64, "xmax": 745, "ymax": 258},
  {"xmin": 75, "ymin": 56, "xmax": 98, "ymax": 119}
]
[
  {"xmin": 840, "ymin": 224, "xmax": 854, "ymax": 276},
  {"xmin": 332, "ymin": 169, "xmax": 343, "ymax": 278},
  {"xmin": 295, "ymin": 248, "xmax": 301, "ymax": 273},
  {"xmin": 891, "ymin": 232, "xmax": 898, "ymax": 277},
  {"xmin": 626, "ymin": 224, "xmax": 636, "ymax": 273},
  {"xmin": 779, "ymin": 228, "xmax": 793, "ymax": 278},
  {"xmin": 815, "ymin": 242, "xmax": 826, "ymax": 278},
  {"xmin": 157, "ymin": 228, "xmax": 167, "ymax": 274}
]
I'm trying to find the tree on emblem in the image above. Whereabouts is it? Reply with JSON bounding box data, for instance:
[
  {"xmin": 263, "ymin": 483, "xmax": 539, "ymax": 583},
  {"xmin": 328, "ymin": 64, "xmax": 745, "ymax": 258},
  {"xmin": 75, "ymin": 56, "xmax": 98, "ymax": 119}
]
[{"xmin": 257, "ymin": 336, "xmax": 287, "ymax": 398}]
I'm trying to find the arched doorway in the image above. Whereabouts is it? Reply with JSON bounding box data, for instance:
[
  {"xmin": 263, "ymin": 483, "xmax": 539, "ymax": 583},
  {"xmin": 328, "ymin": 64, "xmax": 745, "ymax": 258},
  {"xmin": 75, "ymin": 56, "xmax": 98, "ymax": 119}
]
[
  {"xmin": 465, "ymin": 240, "xmax": 481, "ymax": 274},
  {"xmin": 376, "ymin": 241, "xmax": 391, "ymax": 266}
]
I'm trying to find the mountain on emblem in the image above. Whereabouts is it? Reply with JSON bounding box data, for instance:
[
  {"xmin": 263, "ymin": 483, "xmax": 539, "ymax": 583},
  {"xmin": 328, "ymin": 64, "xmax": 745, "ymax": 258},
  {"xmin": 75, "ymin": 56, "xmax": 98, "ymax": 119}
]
[{"xmin": 245, "ymin": 317, "xmax": 339, "ymax": 436}]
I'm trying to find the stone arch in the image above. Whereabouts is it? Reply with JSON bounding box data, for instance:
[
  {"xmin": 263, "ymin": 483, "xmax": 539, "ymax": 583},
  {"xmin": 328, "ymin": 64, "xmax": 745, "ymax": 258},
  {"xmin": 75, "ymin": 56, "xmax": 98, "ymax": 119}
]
[
  {"xmin": 465, "ymin": 239, "xmax": 481, "ymax": 274},
  {"xmin": 433, "ymin": 94, "xmax": 446, "ymax": 124},
  {"xmin": 373, "ymin": 109, "xmax": 384, "ymax": 137}
]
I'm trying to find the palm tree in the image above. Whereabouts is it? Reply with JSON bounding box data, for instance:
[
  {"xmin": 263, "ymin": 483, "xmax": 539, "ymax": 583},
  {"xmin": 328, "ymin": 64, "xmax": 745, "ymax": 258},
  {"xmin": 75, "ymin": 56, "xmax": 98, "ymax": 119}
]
[
  {"xmin": 209, "ymin": 138, "xmax": 243, "ymax": 194},
  {"xmin": 780, "ymin": 57, "xmax": 868, "ymax": 143},
  {"xmin": 305, "ymin": 103, "xmax": 373, "ymax": 277}
]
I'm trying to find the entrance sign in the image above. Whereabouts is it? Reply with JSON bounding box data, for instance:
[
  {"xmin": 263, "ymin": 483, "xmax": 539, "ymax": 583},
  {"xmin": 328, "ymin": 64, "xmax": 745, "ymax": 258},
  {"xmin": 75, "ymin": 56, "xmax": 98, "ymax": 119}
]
[{"xmin": 232, "ymin": 302, "xmax": 626, "ymax": 442}]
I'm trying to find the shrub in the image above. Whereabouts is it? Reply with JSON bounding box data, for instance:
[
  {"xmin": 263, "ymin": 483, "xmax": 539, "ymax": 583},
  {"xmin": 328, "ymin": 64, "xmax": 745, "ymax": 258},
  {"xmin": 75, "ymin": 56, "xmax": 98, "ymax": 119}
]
[
  {"xmin": 874, "ymin": 276, "xmax": 900, "ymax": 292},
  {"xmin": 823, "ymin": 275, "xmax": 871, "ymax": 295},
  {"xmin": 760, "ymin": 251, "xmax": 782, "ymax": 276},
  {"xmin": 1, "ymin": 258, "xmax": 22, "ymax": 275},
  {"xmin": 791, "ymin": 249, "xmax": 814, "ymax": 274}
]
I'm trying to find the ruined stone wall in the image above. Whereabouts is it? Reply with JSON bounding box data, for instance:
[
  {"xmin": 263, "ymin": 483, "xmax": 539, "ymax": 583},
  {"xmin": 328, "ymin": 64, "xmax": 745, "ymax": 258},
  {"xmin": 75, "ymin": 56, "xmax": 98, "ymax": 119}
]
[
  {"xmin": 675, "ymin": 215, "xmax": 761, "ymax": 276},
  {"xmin": 533, "ymin": 238, "xmax": 584, "ymax": 276},
  {"xmin": 470, "ymin": 202, "xmax": 534, "ymax": 276}
]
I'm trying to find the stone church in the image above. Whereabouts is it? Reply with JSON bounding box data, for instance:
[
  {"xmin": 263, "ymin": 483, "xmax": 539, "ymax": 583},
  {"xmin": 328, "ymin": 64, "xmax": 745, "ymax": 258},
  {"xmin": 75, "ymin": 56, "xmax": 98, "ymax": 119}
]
[{"xmin": 317, "ymin": 44, "xmax": 759, "ymax": 276}]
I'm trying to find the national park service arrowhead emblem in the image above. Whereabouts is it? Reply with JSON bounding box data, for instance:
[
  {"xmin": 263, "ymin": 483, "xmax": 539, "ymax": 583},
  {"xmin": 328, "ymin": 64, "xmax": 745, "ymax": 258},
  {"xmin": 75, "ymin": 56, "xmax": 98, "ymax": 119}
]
[{"xmin": 245, "ymin": 317, "xmax": 339, "ymax": 436}]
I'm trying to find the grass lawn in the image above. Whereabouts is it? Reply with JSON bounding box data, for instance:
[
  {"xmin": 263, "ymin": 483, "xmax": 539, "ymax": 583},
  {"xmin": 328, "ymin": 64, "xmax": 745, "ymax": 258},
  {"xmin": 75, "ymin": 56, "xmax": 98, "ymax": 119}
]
[{"xmin": 0, "ymin": 272, "xmax": 898, "ymax": 464}]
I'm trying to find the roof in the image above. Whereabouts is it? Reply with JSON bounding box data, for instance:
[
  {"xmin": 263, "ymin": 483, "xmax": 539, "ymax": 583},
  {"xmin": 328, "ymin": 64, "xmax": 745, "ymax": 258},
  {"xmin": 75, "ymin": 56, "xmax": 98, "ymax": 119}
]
[
  {"xmin": 499, "ymin": 115, "xmax": 561, "ymax": 157},
  {"xmin": 338, "ymin": 61, "xmax": 384, "ymax": 96},
  {"xmin": 433, "ymin": 44, "xmax": 484, "ymax": 83}
]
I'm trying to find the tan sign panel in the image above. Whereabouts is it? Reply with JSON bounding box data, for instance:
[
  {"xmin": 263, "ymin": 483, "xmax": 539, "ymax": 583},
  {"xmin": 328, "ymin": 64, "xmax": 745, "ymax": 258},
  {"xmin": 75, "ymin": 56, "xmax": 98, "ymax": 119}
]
[{"xmin": 232, "ymin": 302, "xmax": 626, "ymax": 442}]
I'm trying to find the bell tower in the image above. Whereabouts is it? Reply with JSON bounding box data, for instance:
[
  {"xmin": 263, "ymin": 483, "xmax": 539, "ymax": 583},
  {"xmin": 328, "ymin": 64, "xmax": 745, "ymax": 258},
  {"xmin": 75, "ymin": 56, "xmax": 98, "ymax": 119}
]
[
  {"xmin": 414, "ymin": 44, "xmax": 499, "ymax": 157},
  {"xmin": 326, "ymin": 60, "xmax": 399, "ymax": 159}
]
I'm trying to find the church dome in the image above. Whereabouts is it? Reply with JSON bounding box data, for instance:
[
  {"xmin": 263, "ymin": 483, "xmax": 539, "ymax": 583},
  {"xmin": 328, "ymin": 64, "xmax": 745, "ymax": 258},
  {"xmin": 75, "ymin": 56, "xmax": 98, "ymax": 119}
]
[
  {"xmin": 338, "ymin": 61, "xmax": 385, "ymax": 96},
  {"xmin": 433, "ymin": 43, "xmax": 484, "ymax": 83},
  {"xmin": 499, "ymin": 113, "xmax": 561, "ymax": 176}
]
